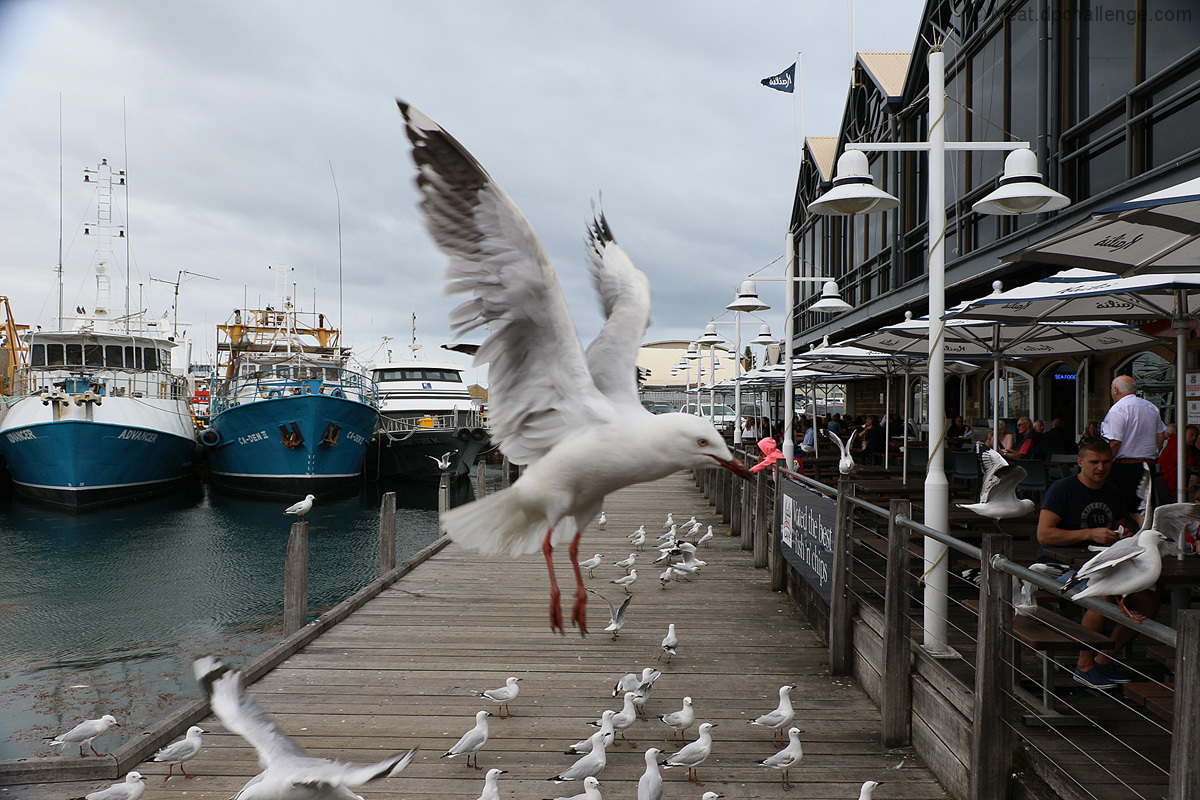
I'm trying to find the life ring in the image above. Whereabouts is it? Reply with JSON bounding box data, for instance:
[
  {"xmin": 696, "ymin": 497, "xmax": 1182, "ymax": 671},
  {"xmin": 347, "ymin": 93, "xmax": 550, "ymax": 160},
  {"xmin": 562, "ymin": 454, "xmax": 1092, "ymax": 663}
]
[
  {"xmin": 331, "ymin": 388, "xmax": 345, "ymax": 398},
  {"xmin": 199, "ymin": 429, "xmax": 221, "ymax": 447},
  {"xmin": 267, "ymin": 389, "xmax": 281, "ymax": 399},
  {"xmin": 470, "ymin": 428, "xmax": 487, "ymax": 441},
  {"xmin": 457, "ymin": 428, "xmax": 472, "ymax": 442}
]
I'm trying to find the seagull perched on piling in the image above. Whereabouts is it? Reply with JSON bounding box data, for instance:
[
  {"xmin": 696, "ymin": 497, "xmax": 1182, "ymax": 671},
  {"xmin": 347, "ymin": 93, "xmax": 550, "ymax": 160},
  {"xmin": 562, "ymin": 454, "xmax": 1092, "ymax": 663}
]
[
  {"xmin": 84, "ymin": 772, "xmax": 145, "ymax": 800},
  {"xmin": 476, "ymin": 676, "xmax": 522, "ymax": 719},
  {"xmin": 50, "ymin": 714, "xmax": 119, "ymax": 757},
  {"xmin": 192, "ymin": 657, "xmax": 415, "ymax": 798},
  {"xmin": 152, "ymin": 725, "xmax": 204, "ymax": 780},
  {"xmin": 825, "ymin": 430, "xmax": 856, "ymax": 476},
  {"xmin": 442, "ymin": 710, "xmax": 492, "ymax": 769},
  {"xmin": 284, "ymin": 494, "xmax": 315, "ymax": 522},
  {"xmin": 398, "ymin": 101, "xmax": 751, "ymax": 635},
  {"xmin": 758, "ymin": 727, "xmax": 804, "ymax": 788},
  {"xmin": 749, "ymin": 684, "xmax": 796, "ymax": 745}
]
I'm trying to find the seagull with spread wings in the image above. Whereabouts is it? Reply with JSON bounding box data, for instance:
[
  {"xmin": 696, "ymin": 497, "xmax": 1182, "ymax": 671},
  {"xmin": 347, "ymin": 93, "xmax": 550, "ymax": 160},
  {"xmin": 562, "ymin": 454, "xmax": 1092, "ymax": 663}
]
[
  {"xmin": 397, "ymin": 101, "xmax": 750, "ymax": 635},
  {"xmin": 956, "ymin": 448, "xmax": 1035, "ymax": 520}
]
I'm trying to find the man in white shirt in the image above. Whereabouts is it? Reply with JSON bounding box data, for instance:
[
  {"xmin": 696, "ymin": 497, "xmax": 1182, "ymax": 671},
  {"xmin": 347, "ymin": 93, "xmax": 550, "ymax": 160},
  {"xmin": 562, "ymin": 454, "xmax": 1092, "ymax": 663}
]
[{"xmin": 1101, "ymin": 374, "xmax": 1167, "ymax": 518}]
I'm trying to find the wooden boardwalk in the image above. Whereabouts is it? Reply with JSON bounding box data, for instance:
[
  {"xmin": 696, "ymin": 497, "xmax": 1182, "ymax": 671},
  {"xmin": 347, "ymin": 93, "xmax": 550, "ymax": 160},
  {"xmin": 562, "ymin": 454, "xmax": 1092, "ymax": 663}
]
[{"xmin": 31, "ymin": 473, "xmax": 949, "ymax": 800}]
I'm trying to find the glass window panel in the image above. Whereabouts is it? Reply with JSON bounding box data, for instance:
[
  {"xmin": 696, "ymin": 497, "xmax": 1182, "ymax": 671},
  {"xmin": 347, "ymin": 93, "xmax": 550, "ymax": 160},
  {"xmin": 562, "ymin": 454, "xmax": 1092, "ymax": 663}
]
[
  {"xmin": 971, "ymin": 34, "xmax": 1005, "ymax": 188},
  {"xmin": 66, "ymin": 344, "xmax": 83, "ymax": 366},
  {"xmin": 1146, "ymin": 4, "xmax": 1196, "ymax": 79},
  {"xmin": 1085, "ymin": 139, "xmax": 1126, "ymax": 195},
  {"xmin": 946, "ymin": 70, "xmax": 966, "ymax": 202},
  {"xmin": 46, "ymin": 344, "xmax": 65, "ymax": 366},
  {"xmin": 1008, "ymin": 7, "xmax": 1039, "ymax": 145},
  {"xmin": 159, "ymin": 349, "xmax": 171, "ymax": 370},
  {"xmin": 1149, "ymin": 94, "xmax": 1200, "ymax": 169},
  {"xmin": 143, "ymin": 348, "xmax": 158, "ymax": 370},
  {"xmin": 31, "ymin": 344, "xmax": 45, "ymax": 366},
  {"xmin": 84, "ymin": 343, "xmax": 103, "ymax": 367},
  {"xmin": 1077, "ymin": 0, "xmax": 1137, "ymax": 116},
  {"xmin": 105, "ymin": 345, "xmax": 123, "ymax": 367}
]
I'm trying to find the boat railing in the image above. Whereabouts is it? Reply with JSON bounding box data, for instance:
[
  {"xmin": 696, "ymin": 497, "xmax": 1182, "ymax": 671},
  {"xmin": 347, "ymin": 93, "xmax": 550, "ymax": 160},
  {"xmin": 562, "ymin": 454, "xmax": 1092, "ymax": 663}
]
[
  {"xmin": 11, "ymin": 366, "xmax": 190, "ymax": 402},
  {"xmin": 210, "ymin": 365, "xmax": 379, "ymax": 415},
  {"xmin": 377, "ymin": 408, "xmax": 487, "ymax": 434}
]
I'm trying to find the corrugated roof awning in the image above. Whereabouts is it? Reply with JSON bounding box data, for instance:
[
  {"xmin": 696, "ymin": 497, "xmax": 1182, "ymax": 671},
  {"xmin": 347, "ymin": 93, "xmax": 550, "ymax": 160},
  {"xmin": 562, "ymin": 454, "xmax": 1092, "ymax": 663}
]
[
  {"xmin": 857, "ymin": 51, "xmax": 910, "ymax": 100},
  {"xmin": 806, "ymin": 137, "xmax": 839, "ymax": 183}
]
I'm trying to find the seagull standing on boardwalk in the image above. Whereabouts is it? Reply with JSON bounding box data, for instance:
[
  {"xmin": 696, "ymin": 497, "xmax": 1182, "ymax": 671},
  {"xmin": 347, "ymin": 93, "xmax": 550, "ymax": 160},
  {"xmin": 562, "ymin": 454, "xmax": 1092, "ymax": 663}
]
[
  {"xmin": 85, "ymin": 772, "xmax": 145, "ymax": 800},
  {"xmin": 629, "ymin": 525, "xmax": 647, "ymax": 540},
  {"xmin": 443, "ymin": 710, "xmax": 492, "ymax": 769},
  {"xmin": 662, "ymin": 513, "xmax": 675, "ymax": 529},
  {"xmin": 613, "ymin": 668, "xmax": 658, "ymax": 697},
  {"xmin": 284, "ymin": 494, "xmax": 315, "ymax": 522},
  {"xmin": 758, "ymin": 727, "xmax": 804, "ymax": 788},
  {"xmin": 656, "ymin": 624, "xmax": 677, "ymax": 662},
  {"xmin": 630, "ymin": 530, "xmax": 647, "ymax": 550},
  {"xmin": 696, "ymin": 528, "xmax": 714, "ymax": 548},
  {"xmin": 611, "ymin": 569, "xmax": 638, "ymax": 593},
  {"xmin": 550, "ymin": 731, "xmax": 608, "ymax": 783},
  {"xmin": 749, "ymin": 684, "xmax": 796, "ymax": 745},
  {"xmin": 192, "ymin": 657, "xmax": 415, "ymax": 799},
  {"xmin": 588, "ymin": 589, "xmax": 632, "ymax": 638},
  {"xmin": 50, "ymin": 714, "xmax": 119, "ymax": 757},
  {"xmin": 152, "ymin": 725, "xmax": 204, "ymax": 780},
  {"xmin": 570, "ymin": 710, "xmax": 615, "ymax": 753},
  {"xmin": 474, "ymin": 768, "xmax": 507, "ymax": 800},
  {"xmin": 660, "ymin": 696, "xmax": 695, "ymax": 741},
  {"xmin": 595, "ymin": 691, "xmax": 639, "ymax": 748},
  {"xmin": 857, "ymin": 780, "xmax": 883, "ymax": 799},
  {"xmin": 551, "ymin": 775, "xmax": 603, "ymax": 800},
  {"xmin": 597, "ymin": 511, "xmax": 607, "ymax": 530},
  {"xmin": 632, "ymin": 669, "xmax": 660, "ymax": 720},
  {"xmin": 638, "ymin": 748, "xmax": 663, "ymax": 800},
  {"xmin": 477, "ymin": 677, "xmax": 522, "ymax": 719},
  {"xmin": 614, "ymin": 553, "xmax": 637, "ymax": 572},
  {"xmin": 658, "ymin": 566, "xmax": 674, "ymax": 588},
  {"xmin": 660, "ymin": 722, "xmax": 716, "ymax": 785},
  {"xmin": 956, "ymin": 449, "xmax": 1033, "ymax": 520},
  {"xmin": 398, "ymin": 101, "xmax": 751, "ymax": 635},
  {"xmin": 579, "ymin": 554, "xmax": 603, "ymax": 577}
]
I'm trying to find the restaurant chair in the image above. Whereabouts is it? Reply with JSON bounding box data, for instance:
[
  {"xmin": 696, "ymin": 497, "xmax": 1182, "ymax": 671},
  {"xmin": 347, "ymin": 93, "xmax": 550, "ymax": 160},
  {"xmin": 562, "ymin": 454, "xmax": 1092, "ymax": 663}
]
[
  {"xmin": 1017, "ymin": 459, "xmax": 1049, "ymax": 502},
  {"xmin": 905, "ymin": 444, "xmax": 929, "ymax": 471},
  {"xmin": 949, "ymin": 450, "xmax": 982, "ymax": 493}
]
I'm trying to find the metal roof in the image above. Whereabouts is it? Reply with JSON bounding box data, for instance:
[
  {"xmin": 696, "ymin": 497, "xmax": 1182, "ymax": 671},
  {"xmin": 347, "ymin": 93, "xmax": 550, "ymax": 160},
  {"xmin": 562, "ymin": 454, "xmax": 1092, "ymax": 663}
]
[
  {"xmin": 857, "ymin": 51, "xmax": 910, "ymax": 99},
  {"xmin": 805, "ymin": 137, "xmax": 839, "ymax": 183}
]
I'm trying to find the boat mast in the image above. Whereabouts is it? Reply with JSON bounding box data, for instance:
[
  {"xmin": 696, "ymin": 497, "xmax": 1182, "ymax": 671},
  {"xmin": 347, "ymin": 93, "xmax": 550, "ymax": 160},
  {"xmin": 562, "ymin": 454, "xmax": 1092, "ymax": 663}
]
[{"xmin": 56, "ymin": 95, "xmax": 64, "ymax": 332}]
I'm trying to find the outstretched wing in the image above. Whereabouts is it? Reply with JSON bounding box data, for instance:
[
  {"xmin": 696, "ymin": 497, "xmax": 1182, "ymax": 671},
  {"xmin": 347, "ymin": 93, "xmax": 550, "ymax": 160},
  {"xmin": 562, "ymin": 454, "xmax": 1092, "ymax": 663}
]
[
  {"xmin": 1150, "ymin": 502, "xmax": 1200, "ymax": 542},
  {"xmin": 825, "ymin": 430, "xmax": 849, "ymax": 458},
  {"xmin": 587, "ymin": 588, "xmax": 618, "ymax": 621},
  {"xmin": 978, "ymin": 449, "xmax": 1024, "ymax": 504},
  {"xmin": 398, "ymin": 100, "xmax": 615, "ymax": 464},
  {"xmin": 202, "ymin": 662, "xmax": 311, "ymax": 770},
  {"xmin": 584, "ymin": 210, "xmax": 652, "ymax": 410}
]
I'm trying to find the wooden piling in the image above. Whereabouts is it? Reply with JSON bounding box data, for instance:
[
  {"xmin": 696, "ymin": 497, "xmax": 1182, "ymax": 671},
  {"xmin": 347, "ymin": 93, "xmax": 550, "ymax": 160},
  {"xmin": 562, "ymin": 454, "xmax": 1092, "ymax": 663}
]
[
  {"xmin": 379, "ymin": 491, "xmax": 396, "ymax": 575},
  {"xmin": 829, "ymin": 481, "xmax": 854, "ymax": 675},
  {"xmin": 881, "ymin": 499, "xmax": 913, "ymax": 747},
  {"xmin": 284, "ymin": 521, "xmax": 308, "ymax": 636},
  {"xmin": 971, "ymin": 533, "xmax": 1013, "ymax": 800},
  {"xmin": 476, "ymin": 460, "xmax": 486, "ymax": 500},
  {"xmin": 1169, "ymin": 609, "xmax": 1200, "ymax": 799},
  {"xmin": 438, "ymin": 470, "xmax": 450, "ymax": 520}
]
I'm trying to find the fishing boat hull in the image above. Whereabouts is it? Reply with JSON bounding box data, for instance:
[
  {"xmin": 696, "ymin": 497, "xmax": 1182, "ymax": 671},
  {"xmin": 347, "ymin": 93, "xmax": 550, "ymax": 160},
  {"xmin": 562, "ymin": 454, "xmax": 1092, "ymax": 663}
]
[
  {"xmin": 368, "ymin": 424, "xmax": 490, "ymax": 483},
  {"xmin": 0, "ymin": 404, "xmax": 198, "ymax": 509},
  {"xmin": 204, "ymin": 393, "xmax": 378, "ymax": 498}
]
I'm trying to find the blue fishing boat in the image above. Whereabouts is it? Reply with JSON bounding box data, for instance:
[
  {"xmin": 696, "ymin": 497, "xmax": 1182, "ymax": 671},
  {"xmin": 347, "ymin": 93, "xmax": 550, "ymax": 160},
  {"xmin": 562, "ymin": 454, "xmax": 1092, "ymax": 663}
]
[
  {"xmin": 201, "ymin": 272, "xmax": 380, "ymax": 498},
  {"xmin": 0, "ymin": 159, "xmax": 198, "ymax": 509}
]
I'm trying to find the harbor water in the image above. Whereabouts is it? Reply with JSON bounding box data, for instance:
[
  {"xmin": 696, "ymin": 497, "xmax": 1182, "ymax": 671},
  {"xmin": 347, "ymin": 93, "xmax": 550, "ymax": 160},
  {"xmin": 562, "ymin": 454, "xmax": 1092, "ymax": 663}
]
[{"xmin": 0, "ymin": 479, "xmax": 465, "ymax": 761}]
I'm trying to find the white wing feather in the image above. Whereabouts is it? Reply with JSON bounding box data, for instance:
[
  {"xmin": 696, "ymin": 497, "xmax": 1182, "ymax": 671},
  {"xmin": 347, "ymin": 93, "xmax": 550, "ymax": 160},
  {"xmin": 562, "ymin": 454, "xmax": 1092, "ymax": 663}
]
[{"xmin": 398, "ymin": 100, "xmax": 615, "ymax": 465}]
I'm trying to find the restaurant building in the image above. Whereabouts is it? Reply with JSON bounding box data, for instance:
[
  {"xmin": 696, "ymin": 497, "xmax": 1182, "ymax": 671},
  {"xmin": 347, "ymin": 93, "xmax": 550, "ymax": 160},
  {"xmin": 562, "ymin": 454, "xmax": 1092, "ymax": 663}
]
[{"xmin": 791, "ymin": 0, "xmax": 1199, "ymax": 434}]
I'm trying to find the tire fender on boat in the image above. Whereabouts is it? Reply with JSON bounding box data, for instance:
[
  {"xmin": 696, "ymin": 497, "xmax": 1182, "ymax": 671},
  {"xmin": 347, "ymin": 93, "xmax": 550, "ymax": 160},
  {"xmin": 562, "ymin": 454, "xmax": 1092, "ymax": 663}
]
[
  {"xmin": 331, "ymin": 388, "xmax": 345, "ymax": 398},
  {"xmin": 470, "ymin": 428, "xmax": 487, "ymax": 441},
  {"xmin": 199, "ymin": 429, "xmax": 221, "ymax": 447},
  {"xmin": 456, "ymin": 428, "xmax": 472, "ymax": 442}
]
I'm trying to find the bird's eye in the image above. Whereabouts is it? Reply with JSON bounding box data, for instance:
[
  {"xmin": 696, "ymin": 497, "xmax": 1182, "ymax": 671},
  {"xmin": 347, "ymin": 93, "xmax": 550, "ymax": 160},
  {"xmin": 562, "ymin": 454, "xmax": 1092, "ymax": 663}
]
[{"xmin": 697, "ymin": 437, "xmax": 708, "ymax": 447}]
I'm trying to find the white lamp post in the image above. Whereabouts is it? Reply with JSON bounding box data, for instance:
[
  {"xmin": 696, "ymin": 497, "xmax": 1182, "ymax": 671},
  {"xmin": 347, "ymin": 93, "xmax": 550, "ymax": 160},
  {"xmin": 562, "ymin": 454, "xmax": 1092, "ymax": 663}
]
[
  {"xmin": 695, "ymin": 322, "xmax": 724, "ymax": 426},
  {"xmin": 748, "ymin": 261, "xmax": 853, "ymax": 468},
  {"xmin": 726, "ymin": 280, "xmax": 772, "ymax": 445},
  {"xmin": 683, "ymin": 343, "xmax": 702, "ymax": 413},
  {"xmin": 808, "ymin": 46, "xmax": 1069, "ymax": 656}
]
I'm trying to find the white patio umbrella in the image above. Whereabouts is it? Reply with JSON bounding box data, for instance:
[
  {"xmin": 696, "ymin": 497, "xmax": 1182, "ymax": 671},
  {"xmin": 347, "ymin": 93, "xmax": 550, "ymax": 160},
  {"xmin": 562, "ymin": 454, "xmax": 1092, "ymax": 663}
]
[
  {"xmin": 855, "ymin": 308, "xmax": 1160, "ymax": 448},
  {"xmin": 952, "ymin": 268, "xmax": 1200, "ymax": 504}
]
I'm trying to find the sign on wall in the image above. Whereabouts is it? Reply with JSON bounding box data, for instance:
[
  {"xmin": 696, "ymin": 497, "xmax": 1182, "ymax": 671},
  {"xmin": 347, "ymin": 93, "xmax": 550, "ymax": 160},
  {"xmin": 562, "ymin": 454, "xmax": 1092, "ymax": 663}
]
[
  {"xmin": 778, "ymin": 473, "xmax": 837, "ymax": 604},
  {"xmin": 1187, "ymin": 372, "xmax": 1200, "ymax": 398}
]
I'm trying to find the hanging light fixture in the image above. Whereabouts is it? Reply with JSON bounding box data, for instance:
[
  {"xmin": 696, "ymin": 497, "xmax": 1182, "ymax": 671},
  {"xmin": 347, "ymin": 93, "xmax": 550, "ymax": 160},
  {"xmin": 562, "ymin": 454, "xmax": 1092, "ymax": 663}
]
[
  {"xmin": 807, "ymin": 150, "xmax": 900, "ymax": 216},
  {"xmin": 972, "ymin": 149, "xmax": 1071, "ymax": 215}
]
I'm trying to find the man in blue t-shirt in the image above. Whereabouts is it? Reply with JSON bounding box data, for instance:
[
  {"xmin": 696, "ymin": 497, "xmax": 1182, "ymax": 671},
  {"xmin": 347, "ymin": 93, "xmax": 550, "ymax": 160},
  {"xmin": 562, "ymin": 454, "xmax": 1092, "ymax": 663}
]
[{"xmin": 1037, "ymin": 438, "xmax": 1160, "ymax": 690}]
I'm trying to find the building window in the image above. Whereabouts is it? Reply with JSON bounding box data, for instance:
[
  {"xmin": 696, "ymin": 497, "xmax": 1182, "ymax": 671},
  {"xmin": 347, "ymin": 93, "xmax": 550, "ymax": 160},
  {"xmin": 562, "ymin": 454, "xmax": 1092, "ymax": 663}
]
[{"xmin": 1077, "ymin": 0, "xmax": 1138, "ymax": 117}]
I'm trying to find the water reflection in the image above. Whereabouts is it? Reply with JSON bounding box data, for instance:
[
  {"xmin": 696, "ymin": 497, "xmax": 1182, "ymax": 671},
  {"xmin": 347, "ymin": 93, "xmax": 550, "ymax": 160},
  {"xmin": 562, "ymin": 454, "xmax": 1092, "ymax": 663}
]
[{"xmin": 0, "ymin": 478, "xmax": 455, "ymax": 760}]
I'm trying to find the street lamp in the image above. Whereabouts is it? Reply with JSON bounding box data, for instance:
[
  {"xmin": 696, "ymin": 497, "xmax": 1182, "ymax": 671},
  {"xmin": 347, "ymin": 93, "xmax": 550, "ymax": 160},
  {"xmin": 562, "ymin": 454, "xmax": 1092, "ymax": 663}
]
[
  {"xmin": 746, "ymin": 267, "xmax": 852, "ymax": 467},
  {"xmin": 695, "ymin": 323, "xmax": 724, "ymax": 427},
  {"xmin": 807, "ymin": 45, "xmax": 1069, "ymax": 656}
]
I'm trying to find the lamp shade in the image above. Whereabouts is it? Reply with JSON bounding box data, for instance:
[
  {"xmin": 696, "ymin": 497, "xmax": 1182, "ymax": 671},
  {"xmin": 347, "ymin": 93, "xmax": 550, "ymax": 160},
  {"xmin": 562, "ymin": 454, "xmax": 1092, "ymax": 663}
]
[
  {"xmin": 684, "ymin": 343, "xmax": 702, "ymax": 360},
  {"xmin": 751, "ymin": 323, "xmax": 776, "ymax": 345},
  {"xmin": 695, "ymin": 322, "xmax": 723, "ymax": 345},
  {"xmin": 726, "ymin": 279, "xmax": 771, "ymax": 312},
  {"xmin": 972, "ymin": 149, "xmax": 1071, "ymax": 215},
  {"xmin": 809, "ymin": 280, "xmax": 853, "ymax": 313},
  {"xmin": 807, "ymin": 150, "xmax": 900, "ymax": 216}
]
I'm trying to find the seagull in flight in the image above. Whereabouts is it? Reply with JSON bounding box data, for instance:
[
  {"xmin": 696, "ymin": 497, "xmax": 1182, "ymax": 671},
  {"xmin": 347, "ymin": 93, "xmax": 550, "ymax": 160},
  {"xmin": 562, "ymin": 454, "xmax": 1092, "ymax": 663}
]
[
  {"xmin": 398, "ymin": 100, "xmax": 751, "ymax": 635},
  {"xmin": 193, "ymin": 657, "xmax": 415, "ymax": 799},
  {"xmin": 825, "ymin": 430, "xmax": 856, "ymax": 476},
  {"xmin": 427, "ymin": 452, "xmax": 454, "ymax": 471},
  {"xmin": 956, "ymin": 448, "xmax": 1034, "ymax": 520},
  {"xmin": 588, "ymin": 589, "xmax": 632, "ymax": 637},
  {"xmin": 284, "ymin": 494, "xmax": 315, "ymax": 522}
]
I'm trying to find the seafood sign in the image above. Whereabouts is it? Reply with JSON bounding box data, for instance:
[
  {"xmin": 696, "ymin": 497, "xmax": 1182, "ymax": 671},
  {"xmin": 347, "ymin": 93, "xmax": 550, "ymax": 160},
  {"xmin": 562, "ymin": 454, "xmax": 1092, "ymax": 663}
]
[{"xmin": 778, "ymin": 474, "xmax": 837, "ymax": 603}]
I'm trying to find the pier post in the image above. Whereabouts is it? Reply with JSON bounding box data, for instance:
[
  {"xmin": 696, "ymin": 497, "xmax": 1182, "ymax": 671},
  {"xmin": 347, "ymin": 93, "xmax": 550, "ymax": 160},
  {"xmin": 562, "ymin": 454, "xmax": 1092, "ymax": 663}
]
[
  {"xmin": 1169, "ymin": 610, "xmax": 1200, "ymax": 799},
  {"xmin": 881, "ymin": 499, "xmax": 913, "ymax": 747},
  {"xmin": 476, "ymin": 461, "xmax": 486, "ymax": 500},
  {"xmin": 971, "ymin": 532, "xmax": 1013, "ymax": 800},
  {"xmin": 438, "ymin": 471, "xmax": 450, "ymax": 521},
  {"xmin": 501, "ymin": 456, "xmax": 511, "ymax": 488},
  {"xmin": 829, "ymin": 480, "xmax": 854, "ymax": 675},
  {"xmin": 740, "ymin": 474, "xmax": 753, "ymax": 550},
  {"xmin": 769, "ymin": 466, "xmax": 785, "ymax": 591},
  {"xmin": 753, "ymin": 473, "xmax": 769, "ymax": 568},
  {"xmin": 379, "ymin": 492, "xmax": 396, "ymax": 575},
  {"xmin": 284, "ymin": 521, "xmax": 308, "ymax": 636}
]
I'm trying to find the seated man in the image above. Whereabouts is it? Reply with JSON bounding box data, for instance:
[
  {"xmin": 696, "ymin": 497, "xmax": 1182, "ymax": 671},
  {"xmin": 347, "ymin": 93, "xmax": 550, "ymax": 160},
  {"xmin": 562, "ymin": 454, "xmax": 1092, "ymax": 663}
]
[
  {"xmin": 1041, "ymin": 417, "xmax": 1076, "ymax": 456},
  {"xmin": 947, "ymin": 415, "xmax": 968, "ymax": 439},
  {"xmin": 1036, "ymin": 438, "xmax": 1160, "ymax": 689},
  {"xmin": 1005, "ymin": 416, "xmax": 1045, "ymax": 460}
]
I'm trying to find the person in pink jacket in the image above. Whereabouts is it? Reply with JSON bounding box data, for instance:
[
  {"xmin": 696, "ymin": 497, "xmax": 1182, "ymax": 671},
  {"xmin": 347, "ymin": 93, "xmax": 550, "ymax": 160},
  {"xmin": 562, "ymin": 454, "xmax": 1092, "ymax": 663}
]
[{"xmin": 751, "ymin": 436, "xmax": 788, "ymax": 474}]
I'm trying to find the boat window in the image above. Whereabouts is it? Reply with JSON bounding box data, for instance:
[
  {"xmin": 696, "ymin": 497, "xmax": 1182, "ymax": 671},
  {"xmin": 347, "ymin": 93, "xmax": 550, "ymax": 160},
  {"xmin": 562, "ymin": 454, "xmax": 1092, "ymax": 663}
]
[
  {"xmin": 85, "ymin": 343, "xmax": 104, "ymax": 367},
  {"xmin": 374, "ymin": 368, "xmax": 463, "ymax": 382},
  {"xmin": 31, "ymin": 344, "xmax": 45, "ymax": 366},
  {"xmin": 66, "ymin": 344, "xmax": 83, "ymax": 366},
  {"xmin": 159, "ymin": 349, "xmax": 171, "ymax": 370},
  {"xmin": 45, "ymin": 344, "xmax": 65, "ymax": 366},
  {"xmin": 144, "ymin": 348, "xmax": 158, "ymax": 370},
  {"xmin": 126, "ymin": 346, "xmax": 141, "ymax": 369},
  {"xmin": 105, "ymin": 345, "xmax": 124, "ymax": 367}
]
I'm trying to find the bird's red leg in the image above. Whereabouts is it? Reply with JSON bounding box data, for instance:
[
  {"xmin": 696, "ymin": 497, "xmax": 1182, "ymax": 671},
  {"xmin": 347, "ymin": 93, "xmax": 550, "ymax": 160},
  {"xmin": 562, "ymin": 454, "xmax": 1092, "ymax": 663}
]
[
  {"xmin": 568, "ymin": 531, "xmax": 588, "ymax": 634},
  {"xmin": 163, "ymin": 765, "xmax": 174, "ymax": 781},
  {"xmin": 543, "ymin": 528, "xmax": 564, "ymax": 634},
  {"xmin": 181, "ymin": 764, "xmax": 192, "ymax": 779},
  {"xmin": 1117, "ymin": 597, "xmax": 1146, "ymax": 622}
]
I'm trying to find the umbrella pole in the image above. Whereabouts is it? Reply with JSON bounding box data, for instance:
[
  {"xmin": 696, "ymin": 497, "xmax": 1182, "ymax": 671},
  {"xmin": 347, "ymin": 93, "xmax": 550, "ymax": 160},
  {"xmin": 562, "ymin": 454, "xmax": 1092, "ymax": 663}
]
[
  {"xmin": 903, "ymin": 373, "xmax": 911, "ymax": 483},
  {"xmin": 812, "ymin": 378, "xmax": 820, "ymax": 457},
  {"xmin": 1176, "ymin": 290, "xmax": 1188, "ymax": 509},
  {"xmin": 992, "ymin": 354, "xmax": 1001, "ymax": 451},
  {"xmin": 884, "ymin": 375, "xmax": 891, "ymax": 469}
]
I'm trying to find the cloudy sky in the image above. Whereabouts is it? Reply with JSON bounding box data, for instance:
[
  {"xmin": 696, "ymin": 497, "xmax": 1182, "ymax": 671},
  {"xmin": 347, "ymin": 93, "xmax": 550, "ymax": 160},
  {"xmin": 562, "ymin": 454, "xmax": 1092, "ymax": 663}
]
[{"xmin": 0, "ymin": 0, "xmax": 925, "ymax": 383}]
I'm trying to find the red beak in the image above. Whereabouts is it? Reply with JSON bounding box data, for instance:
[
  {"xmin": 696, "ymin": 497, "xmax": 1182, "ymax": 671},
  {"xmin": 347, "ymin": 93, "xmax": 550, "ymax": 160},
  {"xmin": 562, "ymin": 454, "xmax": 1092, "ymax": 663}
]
[{"xmin": 711, "ymin": 455, "xmax": 753, "ymax": 479}]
